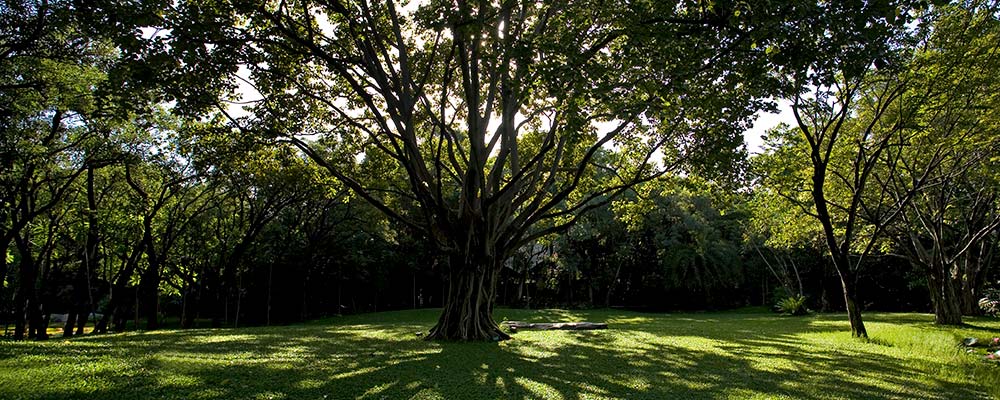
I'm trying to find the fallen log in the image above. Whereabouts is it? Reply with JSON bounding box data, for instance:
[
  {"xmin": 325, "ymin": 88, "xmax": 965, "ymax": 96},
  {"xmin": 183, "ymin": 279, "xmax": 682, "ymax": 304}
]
[{"xmin": 501, "ymin": 321, "xmax": 608, "ymax": 332}]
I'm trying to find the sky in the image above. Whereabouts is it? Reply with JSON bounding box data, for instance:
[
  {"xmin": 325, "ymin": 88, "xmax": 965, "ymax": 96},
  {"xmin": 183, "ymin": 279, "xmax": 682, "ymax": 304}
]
[{"xmin": 743, "ymin": 100, "xmax": 794, "ymax": 155}]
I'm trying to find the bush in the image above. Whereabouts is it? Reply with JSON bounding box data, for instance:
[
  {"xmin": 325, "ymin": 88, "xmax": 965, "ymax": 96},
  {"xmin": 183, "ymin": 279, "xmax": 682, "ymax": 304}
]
[
  {"xmin": 980, "ymin": 288, "xmax": 999, "ymax": 317},
  {"xmin": 777, "ymin": 295, "xmax": 809, "ymax": 316}
]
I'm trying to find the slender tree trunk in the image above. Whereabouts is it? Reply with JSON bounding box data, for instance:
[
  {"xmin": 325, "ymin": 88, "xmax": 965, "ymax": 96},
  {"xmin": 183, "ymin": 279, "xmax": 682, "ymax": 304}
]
[
  {"xmin": 77, "ymin": 166, "xmax": 99, "ymax": 336},
  {"xmin": 426, "ymin": 254, "xmax": 508, "ymax": 341},
  {"xmin": 815, "ymin": 208, "xmax": 869, "ymax": 337},
  {"xmin": 139, "ymin": 213, "xmax": 161, "ymax": 330},
  {"xmin": 112, "ymin": 257, "xmax": 140, "ymax": 332},
  {"xmin": 95, "ymin": 312, "xmax": 109, "ymax": 334},
  {"xmin": 841, "ymin": 280, "xmax": 868, "ymax": 338},
  {"xmin": 0, "ymin": 234, "xmax": 10, "ymax": 314},
  {"xmin": 606, "ymin": 264, "xmax": 622, "ymax": 308},
  {"xmin": 833, "ymin": 262, "xmax": 868, "ymax": 338},
  {"xmin": 266, "ymin": 264, "xmax": 273, "ymax": 326},
  {"xmin": 179, "ymin": 285, "xmax": 187, "ymax": 328},
  {"xmin": 235, "ymin": 272, "xmax": 243, "ymax": 329}
]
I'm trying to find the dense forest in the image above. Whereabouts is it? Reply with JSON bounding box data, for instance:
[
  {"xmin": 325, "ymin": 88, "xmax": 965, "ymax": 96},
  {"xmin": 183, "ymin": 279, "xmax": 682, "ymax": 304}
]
[{"xmin": 2, "ymin": 0, "xmax": 999, "ymax": 341}]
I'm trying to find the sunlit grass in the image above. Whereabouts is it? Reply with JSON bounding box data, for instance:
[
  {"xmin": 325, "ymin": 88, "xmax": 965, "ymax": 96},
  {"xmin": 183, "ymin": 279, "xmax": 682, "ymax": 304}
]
[{"xmin": 1, "ymin": 308, "xmax": 998, "ymax": 399}]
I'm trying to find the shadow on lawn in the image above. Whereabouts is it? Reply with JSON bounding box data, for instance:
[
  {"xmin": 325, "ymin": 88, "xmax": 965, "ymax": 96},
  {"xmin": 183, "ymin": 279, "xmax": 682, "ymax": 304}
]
[{"xmin": 1, "ymin": 311, "xmax": 991, "ymax": 400}]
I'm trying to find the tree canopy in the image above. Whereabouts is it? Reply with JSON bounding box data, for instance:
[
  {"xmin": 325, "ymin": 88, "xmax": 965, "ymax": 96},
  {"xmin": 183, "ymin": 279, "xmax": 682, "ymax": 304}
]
[{"xmin": 1, "ymin": 0, "xmax": 997, "ymax": 343}]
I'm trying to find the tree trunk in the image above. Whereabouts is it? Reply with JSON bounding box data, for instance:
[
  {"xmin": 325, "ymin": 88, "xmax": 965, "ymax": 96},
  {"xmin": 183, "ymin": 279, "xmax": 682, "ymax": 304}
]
[
  {"xmin": 605, "ymin": 264, "xmax": 622, "ymax": 308},
  {"xmin": 31, "ymin": 313, "xmax": 50, "ymax": 340},
  {"xmin": 13, "ymin": 236, "xmax": 43, "ymax": 340},
  {"xmin": 0, "ymin": 234, "xmax": 10, "ymax": 314},
  {"xmin": 63, "ymin": 310, "xmax": 77, "ymax": 338},
  {"xmin": 181, "ymin": 285, "xmax": 196, "ymax": 329},
  {"xmin": 842, "ymin": 283, "xmax": 868, "ymax": 338},
  {"xmin": 960, "ymin": 248, "xmax": 990, "ymax": 316},
  {"xmin": 960, "ymin": 271, "xmax": 980, "ymax": 316},
  {"xmin": 99, "ymin": 243, "xmax": 143, "ymax": 333},
  {"xmin": 426, "ymin": 255, "xmax": 509, "ymax": 341},
  {"xmin": 76, "ymin": 165, "xmax": 99, "ymax": 336},
  {"xmin": 139, "ymin": 263, "xmax": 160, "ymax": 330},
  {"xmin": 836, "ymin": 268, "xmax": 868, "ymax": 338},
  {"xmin": 927, "ymin": 261, "xmax": 963, "ymax": 325},
  {"xmin": 74, "ymin": 311, "xmax": 87, "ymax": 335}
]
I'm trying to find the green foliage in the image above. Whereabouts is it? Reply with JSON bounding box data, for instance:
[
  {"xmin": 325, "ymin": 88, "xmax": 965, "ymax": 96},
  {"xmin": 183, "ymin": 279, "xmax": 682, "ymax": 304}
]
[
  {"xmin": 776, "ymin": 295, "xmax": 809, "ymax": 316},
  {"xmin": 981, "ymin": 288, "xmax": 1000, "ymax": 317}
]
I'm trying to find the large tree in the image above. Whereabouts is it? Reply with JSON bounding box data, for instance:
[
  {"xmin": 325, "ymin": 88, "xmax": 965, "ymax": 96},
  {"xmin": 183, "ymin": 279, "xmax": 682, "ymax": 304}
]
[
  {"xmin": 759, "ymin": 0, "xmax": 927, "ymax": 337},
  {"xmin": 108, "ymin": 0, "xmax": 917, "ymax": 340},
  {"xmin": 882, "ymin": 1, "xmax": 1000, "ymax": 324},
  {"xmin": 0, "ymin": 0, "xmax": 119, "ymax": 339}
]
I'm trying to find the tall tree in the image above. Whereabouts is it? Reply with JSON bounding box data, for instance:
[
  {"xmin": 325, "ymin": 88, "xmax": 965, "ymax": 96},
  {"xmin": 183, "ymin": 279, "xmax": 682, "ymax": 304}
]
[
  {"xmin": 137, "ymin": 0, "xmax": 790, "ymax": 340},
  {"xmin": 94, "ymin": 0, "xmax": 922, "ymax": 339},
  {"xmin": 882, "ymin": 1, "xmax": 1000, "ymax": 324},
  {"xmin": 761, "ymin": 1, "xmax": 925, "ymax": 337},
  {"xmin": 0, "ymin": 0, "xmax": 119, "ymax": 339}
]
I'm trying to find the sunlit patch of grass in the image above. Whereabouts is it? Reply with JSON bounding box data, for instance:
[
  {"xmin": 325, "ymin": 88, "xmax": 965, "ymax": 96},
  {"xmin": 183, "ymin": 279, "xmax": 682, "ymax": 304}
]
[{"xmin": 1, "ymin": 308, "xmax": 998, "ymax": 399}]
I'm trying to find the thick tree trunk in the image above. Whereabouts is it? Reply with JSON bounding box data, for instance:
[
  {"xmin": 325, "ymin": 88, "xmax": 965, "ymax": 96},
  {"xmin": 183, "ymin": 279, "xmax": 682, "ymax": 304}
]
[
  {"xmin": 30, "ymin": 313, "xmax": 50, "ymax": 340},
  {"xmin": 961, "ymin": 289, "xmax": 980, "ymax": 316},
  {"xmin": 960, "ymin": 250, "xmax": 989, "ymax": 316},
  {"xmin": 139, "ymin": 263, "xmax": 160, "ymax": 330},
  {"xmin": 74, "ymin": 311, "xmax": 87, "ymax": 335},
  {"xmin": 426, "ymin": 255, "xmax": 509, "ymax": 341},
  {"xmin": 13, "ymin": 237, "xmax": 43, "ymax": 340},
  {"xmin": 927, "ymin": 262, "xmax": 963, "ymax": 325},
  {"xmin": 181, "ymin": 285, "xmax": 197, "ymax": 329},
  {"xmin": 960, "ymin": 274, "xmax": 980, "ymax": 316},
  {"xmin": 63, "ymin": 311, "xmax": 77, "ymax": 337}
]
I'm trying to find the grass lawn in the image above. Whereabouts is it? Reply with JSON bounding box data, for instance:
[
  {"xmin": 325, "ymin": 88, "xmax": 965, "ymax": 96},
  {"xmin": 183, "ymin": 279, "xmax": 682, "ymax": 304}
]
[{"xmin": 1, "ymin": 308, "xmax": 999, "ymax": 399}]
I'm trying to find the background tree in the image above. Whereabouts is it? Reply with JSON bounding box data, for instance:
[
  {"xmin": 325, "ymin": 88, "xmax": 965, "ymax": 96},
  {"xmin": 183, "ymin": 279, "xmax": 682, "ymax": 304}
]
[{"xmin": 881, "ymin": 0, "xmax": 1000, "ymax": 324}]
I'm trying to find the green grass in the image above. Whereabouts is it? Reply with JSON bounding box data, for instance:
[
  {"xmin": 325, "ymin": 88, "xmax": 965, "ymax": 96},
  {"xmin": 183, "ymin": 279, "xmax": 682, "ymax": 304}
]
[{"xmin": 1, "ymin": 308, "xmax": 998, "ymax": 399}]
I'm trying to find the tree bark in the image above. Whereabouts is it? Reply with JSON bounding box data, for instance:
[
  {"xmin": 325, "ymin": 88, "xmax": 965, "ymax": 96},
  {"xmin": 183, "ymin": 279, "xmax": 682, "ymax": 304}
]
[
  {"xmin": 606, "ymin": 263, "xmax": 622, "ymax": 308},
  {"xmin": 140, "ymin": 216, "xmax": 161, "ymax": 330},
  {"xmin": 76, "ymin": 165, "xmax": 100, "ymax": 335},
  {"xmin": 927, "ymin": 261, "xmax": 963, "ymax": 325},
  {"xmin": 63, "ymin": 310, "xmax": 77, "ymax": 338},
  {"xmin": 426, "ymin": 255, "xmax": 509, "ymax": 341},
  {"xmin": 0, "ymin": 234, "xmax": 10, "ymax": 314},
  {"xmin": 960, "ymin": 243, "xmax": 992, "ymax": 316},
  {"xmin": 840, "ymin": 277, "xmax": 868, "ymax": 338},
  {"xmin": 74, "ymin": 311, "xmax": 87, "ymax": 335},
  {"xmin": 100, "ymin": 243, "xmax": 143, "ymax": 333},
  {"xmin": 12, "ymin": 235, "xmax": 43, "ymax": 340},
  {"xmin": 139, "ymin": 260, "xmax": 160, "ymax": 330}
]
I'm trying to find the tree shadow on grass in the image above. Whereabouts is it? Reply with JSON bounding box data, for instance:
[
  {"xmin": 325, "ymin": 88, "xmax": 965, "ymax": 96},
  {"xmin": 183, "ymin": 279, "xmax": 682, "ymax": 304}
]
[{"xmin": 0, "ymin": 311, "xmax": 993, "ymax": 399}]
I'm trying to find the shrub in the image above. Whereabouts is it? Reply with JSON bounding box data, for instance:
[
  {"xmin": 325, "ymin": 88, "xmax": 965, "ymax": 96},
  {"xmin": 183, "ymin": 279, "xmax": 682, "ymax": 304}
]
[
  {"xmin": 777, "ymin": 295, "xmax": 809, "ymax": 316},
  {"xmin": 980, "ymin": 288, "xmax": 999, "ymax": 317}
]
